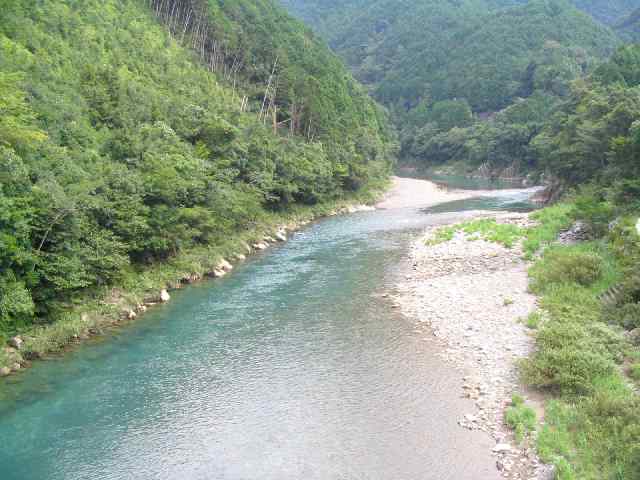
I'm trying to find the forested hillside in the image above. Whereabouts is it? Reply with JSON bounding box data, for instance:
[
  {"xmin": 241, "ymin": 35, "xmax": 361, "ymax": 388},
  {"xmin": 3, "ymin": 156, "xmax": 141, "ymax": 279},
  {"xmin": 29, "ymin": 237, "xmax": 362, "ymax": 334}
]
[
  {"xmin": 616, "ymin": 7, "xmax": 640, "ymax": 41},
  {"xmin": 0, "ymin": 0, "xmax": 394, "ymax": 336},
  {"xmin": 571, "ymin": 0, "xmax": 638, "ymax": 24},
  {"xmin": 280, "ymin": 0, "xmax": 620, "ymax": 169}
]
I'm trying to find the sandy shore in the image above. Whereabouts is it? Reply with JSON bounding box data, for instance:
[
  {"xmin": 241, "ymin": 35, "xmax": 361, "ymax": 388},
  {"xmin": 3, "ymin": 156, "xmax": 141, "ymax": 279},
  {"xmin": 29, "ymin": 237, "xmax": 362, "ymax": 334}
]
[
  {"xmin": 376, "ymin": 176, "xmax": 473, "ymax": 209},
  {"xmin": 381, "ymin": 177, "xmax": 551, "ymax": 479}
]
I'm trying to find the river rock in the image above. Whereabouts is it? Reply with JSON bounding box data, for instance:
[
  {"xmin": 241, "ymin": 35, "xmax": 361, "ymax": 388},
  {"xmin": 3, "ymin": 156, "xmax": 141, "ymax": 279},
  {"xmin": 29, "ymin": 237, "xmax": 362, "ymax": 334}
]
[
  {"xmin": 234, "ymin": 253, "xmax": 246, "ymax": 261},
  {"xmin": 126, "ymin": 309, "xmax": 137, "ymax": 320},
  {"xmin": 11, "ymin": 362, "xmax": 21, "ymax": 372},
  {"xmin": 211, "ymin": 269, "xmax": 226, "ymax": 278},
  {"xmin": 493, "ymin": 443, "xmax": 512, "ymax": 453},
  {"xmin": 217, "ymin": 259, "xmax": 233, "ymax": 272},
  {"xmin": 627, "ymin": 328, "xmax": 640, "ymax": 346},
  {"xmin": 253, "ymin": 242, "xmax": 268, "ymax": 250},
  {"xmin": 275, "ymin": 231, "xmax": 287, "ymax": 242},
  {"xmin": 8, "ymin": 336, "xmax": 23, "ymax": 350},
  {"xmin": 0, "ymin": 366, "xmax": 10, "ymax": 377},
  {"xmin": 160, "ymin": 289, "xmax": 170, "ymax": 303}
]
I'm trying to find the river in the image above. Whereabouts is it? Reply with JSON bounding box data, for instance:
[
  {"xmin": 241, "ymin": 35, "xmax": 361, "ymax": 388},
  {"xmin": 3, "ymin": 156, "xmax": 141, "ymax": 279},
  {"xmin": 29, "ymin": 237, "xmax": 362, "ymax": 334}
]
[{"xmin": 0, "ymin": 179, "xmax": 538, "ymax": 480}]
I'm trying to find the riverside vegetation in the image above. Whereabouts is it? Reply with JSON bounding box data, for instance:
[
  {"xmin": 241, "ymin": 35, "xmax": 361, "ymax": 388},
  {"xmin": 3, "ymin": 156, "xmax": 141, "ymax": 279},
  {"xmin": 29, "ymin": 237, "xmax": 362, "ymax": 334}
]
[
  {"xmin": 425, "ymin": 198, "xmax": 640, "ymax": 479},
  {"xmin": 0, "ymin": 0, "xmax": 396, "ymax": 367}
]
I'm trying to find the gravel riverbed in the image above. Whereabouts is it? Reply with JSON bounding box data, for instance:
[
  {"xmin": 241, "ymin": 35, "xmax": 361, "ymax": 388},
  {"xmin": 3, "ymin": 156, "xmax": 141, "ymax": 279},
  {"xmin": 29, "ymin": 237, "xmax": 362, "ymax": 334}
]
[{"xmin": 394, "ymin": 212, "xmax": 554, "ymax": 480}]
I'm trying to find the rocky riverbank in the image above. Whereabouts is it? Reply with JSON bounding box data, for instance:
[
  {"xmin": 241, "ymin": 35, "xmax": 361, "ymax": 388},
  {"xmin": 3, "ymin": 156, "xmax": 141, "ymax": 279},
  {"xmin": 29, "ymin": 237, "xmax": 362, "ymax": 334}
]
[{"xmin": 394, "ymin": 212, "xmax": 554, "ymax": 480}]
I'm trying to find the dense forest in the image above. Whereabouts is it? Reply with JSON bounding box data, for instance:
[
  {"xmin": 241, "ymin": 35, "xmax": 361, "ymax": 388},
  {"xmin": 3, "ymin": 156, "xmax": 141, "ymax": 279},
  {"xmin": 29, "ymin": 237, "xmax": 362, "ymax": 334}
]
[
  {"xmin": 281, "ymin": 0, "xmax": 627, "ymax": 172},
  {"xmin": 616, "ymin": 8, "xmax": 640, "ymax": 41},
  {"xmin": 0, "ymin": 0, "xmax": 395, "ymax": 336}
]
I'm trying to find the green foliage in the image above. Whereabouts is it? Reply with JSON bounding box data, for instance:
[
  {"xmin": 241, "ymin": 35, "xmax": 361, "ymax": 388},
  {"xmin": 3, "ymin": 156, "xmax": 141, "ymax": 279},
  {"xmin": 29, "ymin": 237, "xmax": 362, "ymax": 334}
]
[
  {"xmin": 629, "ymin": 363, "xmax": 640, "ymax": 381},
  {"xmin": 282, "ymin": 0, "xmax": 619, "ymax": 172},
  {"xmin": 521, "ymin": 198, "xmax": 640, "ymax": 477},
  {"xmin": 529, "ymin": 247, "xmax": 604, "ymax": 289},
  {"xmin": 461, "ymin": 219, "xmax": 525, "ymax": 248},
  {"xmin": 572, "ymin": 189, "xmax": 616, "ymax": 237},
  {"xmin": 525, "ymin": 311, "xmax": 543, "ymax": 329},
  {"xmin": 0, "ymin": 0, "xmax": 394, "ymax": 337},
  {"xmin": 537, "ymin": 383, "xmax": 640, "ymax": 479},
  {"xmin": 427, "ymin": 218, "xmax": 526, "ymax": 247},
  {"xmin": 523, "ymin": 203, "xmax": 574, "ymax": 257},
  {"xmin": 615, "ymin": 7, "xmax": 640, "ymax": 41},
  {"xmin": 505, "ymin": 394, "xmax": 537, "ymax": 443},
  {"xmin": 571, "ymin": 0, "xmax": 638, "ymax": 25}
]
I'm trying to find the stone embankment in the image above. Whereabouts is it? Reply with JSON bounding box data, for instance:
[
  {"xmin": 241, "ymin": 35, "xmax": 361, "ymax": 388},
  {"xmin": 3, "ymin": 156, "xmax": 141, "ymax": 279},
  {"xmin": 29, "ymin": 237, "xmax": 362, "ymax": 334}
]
[{"xmin": 395, "ymin": 212, "xmax": 554, "ymax": 480}]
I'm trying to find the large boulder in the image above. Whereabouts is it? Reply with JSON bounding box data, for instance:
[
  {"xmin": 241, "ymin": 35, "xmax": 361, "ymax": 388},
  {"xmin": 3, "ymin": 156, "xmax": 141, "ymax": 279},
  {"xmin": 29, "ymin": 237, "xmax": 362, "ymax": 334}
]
[
  {"xmin": 8, "ymin": 336, "xmax": 23, "ymax": 350},
  {"xmin": 0, "ymin": 366, "xmax": 11, "ymax": 377}
]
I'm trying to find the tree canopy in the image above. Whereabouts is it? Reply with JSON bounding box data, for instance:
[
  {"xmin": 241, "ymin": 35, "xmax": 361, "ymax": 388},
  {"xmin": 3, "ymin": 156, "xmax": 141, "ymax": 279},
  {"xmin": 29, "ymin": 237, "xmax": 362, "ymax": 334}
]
[{"xmin": 0, "ymin": 0, "xmax": 395, "ymax": 335}]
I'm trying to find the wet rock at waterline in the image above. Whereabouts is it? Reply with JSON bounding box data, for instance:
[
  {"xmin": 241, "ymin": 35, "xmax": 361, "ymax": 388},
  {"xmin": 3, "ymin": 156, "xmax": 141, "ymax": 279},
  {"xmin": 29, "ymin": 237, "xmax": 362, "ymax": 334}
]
[{"xmin": 160, "ymin": 289, "xmax": 171, "ymax": 303}]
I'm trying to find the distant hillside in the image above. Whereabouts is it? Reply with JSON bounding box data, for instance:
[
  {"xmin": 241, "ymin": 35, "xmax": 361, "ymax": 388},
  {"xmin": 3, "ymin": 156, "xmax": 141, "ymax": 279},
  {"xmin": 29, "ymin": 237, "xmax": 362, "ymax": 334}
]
[
  {"xmin": 571, "ymin": 0, "xmax": 638, "ymax": 24},
  {"xmin": 281, "ymin": 0, "xmax": 619, "ymax": 165},
  {"xmin": 615, "ymin": 7, "xmax": 640, "ymax": 41}
]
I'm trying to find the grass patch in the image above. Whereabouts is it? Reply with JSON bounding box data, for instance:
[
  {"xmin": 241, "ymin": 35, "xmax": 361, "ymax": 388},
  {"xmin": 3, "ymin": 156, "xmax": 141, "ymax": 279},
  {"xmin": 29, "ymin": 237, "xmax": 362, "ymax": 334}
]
[
  {"xmin": 425, "ymin": 224, "xmax": 456, "ymax": 245},
  {"xmin": 505, "ymin": 394, "xmax": 537, "ymax": 443},
  {"xmin": 426, "ymin": 218, "xmax": 525, "ymax": 248},
  {"xmin": 523, "ymin": 203, "xmax": 574, "ymax": 258},
  {"xmin": 525, "ymin": 311, "xmax": 543, "ymax": 329},
  {"xmin": 461, "ymin": 218, "xmax": 524, "ymax": 247},
  {"xmin": 425, "ymin": 202, "xmax": 573, "ymax": 256},
  {"xmin": 529, "ymin": 242, "xmax": 620, "ymax": 296}
]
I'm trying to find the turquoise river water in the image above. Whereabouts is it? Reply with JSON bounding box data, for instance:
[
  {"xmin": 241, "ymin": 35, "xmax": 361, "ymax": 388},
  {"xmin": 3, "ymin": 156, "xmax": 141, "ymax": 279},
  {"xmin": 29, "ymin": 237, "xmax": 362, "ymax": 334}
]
[{"xmin": 0, "ymin": 186, "xmax": 536, "ymax": 480}]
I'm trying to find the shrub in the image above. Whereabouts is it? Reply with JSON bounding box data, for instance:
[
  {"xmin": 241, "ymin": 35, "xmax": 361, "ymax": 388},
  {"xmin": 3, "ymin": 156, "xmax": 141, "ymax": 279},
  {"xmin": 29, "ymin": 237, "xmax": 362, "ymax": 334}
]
[
  {"xmin": 521, "ymin": 343, "xmax": 615, "ymax": 395},
  {"xmin": 629, "ymin": 363, "xmax": 640, "ymax": 381},
  {"xmin": 572, "ymin": 191, "xmax": 615, "ymax": 238},
  {"xmin": 529, "ymin": 246, "xmax": 603, "ymax": 292},
  {"xmin": 606, "ymin": 302, "xmax": 640, "ymax": 330},
  {"xmin": 538, "ymin": 283, "xmax": 601, "ymax": 324}
]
